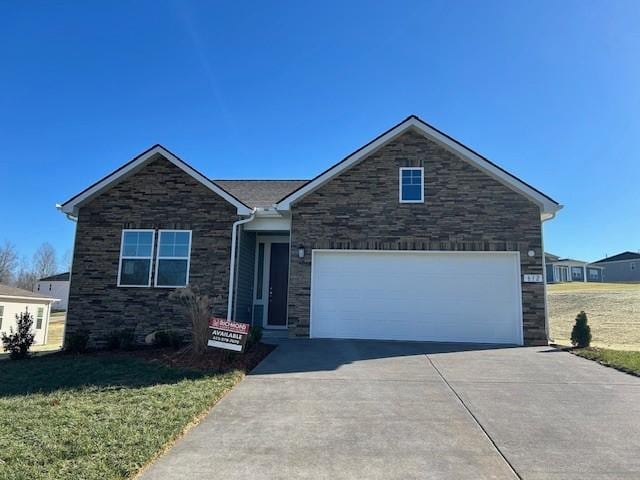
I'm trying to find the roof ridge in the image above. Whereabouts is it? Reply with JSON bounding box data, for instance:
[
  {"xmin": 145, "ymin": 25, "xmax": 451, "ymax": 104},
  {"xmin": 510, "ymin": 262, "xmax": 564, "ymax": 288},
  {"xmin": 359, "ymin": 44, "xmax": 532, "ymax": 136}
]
[{"xmin": 212, "ymin": 179, "xmax": 310, "ymax": 182}]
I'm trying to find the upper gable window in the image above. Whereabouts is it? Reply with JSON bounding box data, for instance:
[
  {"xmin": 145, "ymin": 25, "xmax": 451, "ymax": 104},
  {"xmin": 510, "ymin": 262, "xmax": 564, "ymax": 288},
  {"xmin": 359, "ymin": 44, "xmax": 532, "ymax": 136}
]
[
  {"xmin": 399, "ymin": 167, "xmax": 424, "ymax": 203},
  {"xmin": 118, "ymin": 230, "xmax": 155, "ymax": 287}
]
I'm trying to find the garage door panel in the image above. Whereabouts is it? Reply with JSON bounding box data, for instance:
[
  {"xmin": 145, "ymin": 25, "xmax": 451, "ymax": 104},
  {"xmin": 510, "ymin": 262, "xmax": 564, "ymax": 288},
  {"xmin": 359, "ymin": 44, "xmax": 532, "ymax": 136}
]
[{"xmin": 310, "ymin": 251, "xmax": 522, "ymax": 345}]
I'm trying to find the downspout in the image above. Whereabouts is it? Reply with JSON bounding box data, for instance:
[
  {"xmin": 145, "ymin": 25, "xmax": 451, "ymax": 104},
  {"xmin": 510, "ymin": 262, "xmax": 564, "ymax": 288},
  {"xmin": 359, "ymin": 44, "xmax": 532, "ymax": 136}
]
[{"xmin": 227, "ymin": 210, "xmax": 256, "ymax": 320}]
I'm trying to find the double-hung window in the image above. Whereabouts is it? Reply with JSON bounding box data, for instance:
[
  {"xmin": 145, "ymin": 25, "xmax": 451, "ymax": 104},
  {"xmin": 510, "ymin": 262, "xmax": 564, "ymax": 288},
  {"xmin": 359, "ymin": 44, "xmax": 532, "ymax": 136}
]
[
  {"xmin": 118, "ymin": 230, "xmax": 155, "ymax": 287},
  {"xmin": 36, "ymin": 307, "xmax": 44, "ymax": 329},
  {"xmin": 155, "ymin": 230, "xmax": 192, "ymax": 288},
  {"xmin": 399, "ymin": 167, "xmax": 424, "ymax": 203}
]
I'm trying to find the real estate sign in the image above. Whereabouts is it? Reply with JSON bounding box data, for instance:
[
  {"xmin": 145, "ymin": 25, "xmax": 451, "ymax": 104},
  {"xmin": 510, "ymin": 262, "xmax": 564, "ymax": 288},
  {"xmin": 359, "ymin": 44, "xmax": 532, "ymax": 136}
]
[{"xmin": 208, "ymin": 317, "xmax": 250, "ymax": 352}]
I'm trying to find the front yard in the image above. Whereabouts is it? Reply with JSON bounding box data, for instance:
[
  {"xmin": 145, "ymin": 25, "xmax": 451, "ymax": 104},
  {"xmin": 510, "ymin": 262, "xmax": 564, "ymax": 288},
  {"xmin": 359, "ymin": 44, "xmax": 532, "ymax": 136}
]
[
  {"xmin": 548, "ymin": 282, "xmax": 640, "ymax": 350},
  {"xmin": 573, "ymin": 348, "xmax": 640, "ymax": 376},
  {"xmin": 0, "ymin": 353, "xmax": 248, "ymax": 480}
]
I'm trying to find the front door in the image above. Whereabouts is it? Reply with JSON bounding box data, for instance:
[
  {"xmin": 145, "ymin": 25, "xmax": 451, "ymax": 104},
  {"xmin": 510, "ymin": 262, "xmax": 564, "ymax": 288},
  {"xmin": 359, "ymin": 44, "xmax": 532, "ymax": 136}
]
[{"xmin": 267, "ymin": 243, "xmax": 289, "ymax": 327}]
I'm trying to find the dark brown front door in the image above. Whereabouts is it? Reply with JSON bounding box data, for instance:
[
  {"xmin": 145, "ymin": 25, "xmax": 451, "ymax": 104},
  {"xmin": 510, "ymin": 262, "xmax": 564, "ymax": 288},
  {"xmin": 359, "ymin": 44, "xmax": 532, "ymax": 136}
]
[{"xmin": 267, "ymin": 243, "xmax": 289, "ymax": 327}]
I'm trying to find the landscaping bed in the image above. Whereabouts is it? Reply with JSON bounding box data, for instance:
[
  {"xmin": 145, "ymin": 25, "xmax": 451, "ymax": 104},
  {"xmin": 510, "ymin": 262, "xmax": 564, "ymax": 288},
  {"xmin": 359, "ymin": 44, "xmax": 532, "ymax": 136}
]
[
  {"xmin": 572, "ymin": 347, "xmax": 640, "ymax": 377},
  {"xmin": 0, "ymin": 342, "xmax": 274, "ymax": 480}
]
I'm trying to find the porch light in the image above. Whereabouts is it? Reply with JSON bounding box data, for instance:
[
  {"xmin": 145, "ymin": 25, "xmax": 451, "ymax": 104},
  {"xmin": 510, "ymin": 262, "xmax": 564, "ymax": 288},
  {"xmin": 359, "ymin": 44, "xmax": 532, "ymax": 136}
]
[
  {"xmin": 528, "ymin": 250, "xmax": 536, "ymax": 258},
  {"xmin": 298, "ymin": 246, "xmax": 305, "ymax": 258}
]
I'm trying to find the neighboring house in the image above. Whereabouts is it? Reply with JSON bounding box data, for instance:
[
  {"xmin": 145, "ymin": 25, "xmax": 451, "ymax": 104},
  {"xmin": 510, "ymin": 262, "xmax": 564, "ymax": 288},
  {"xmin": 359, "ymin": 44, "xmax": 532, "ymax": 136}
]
[
  {"xmin": 0, "ymin": 284, "xmax": 56, "ymax": 345},
  {"xmin": 34, "ymin": 272, "xmax": 70, "ymax": 310},
  {"xmin": 58, "ymin": 115, "xmax": 562, "ymax": 347},
  {"xmin": 544, "ymin": 253, "xmax": 604, "ymax": 283},
  {"xmin": 592, "ymin": 251, "xmax": 640, "ymax": 282}
]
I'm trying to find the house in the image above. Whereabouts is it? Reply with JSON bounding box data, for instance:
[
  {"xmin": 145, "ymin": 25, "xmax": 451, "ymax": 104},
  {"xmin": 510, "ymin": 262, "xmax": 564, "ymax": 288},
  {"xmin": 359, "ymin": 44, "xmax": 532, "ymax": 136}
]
[
  {"xmin": 0, "ymin": 284, "xmax": 56, "ymax": 345},
  {"xmin": 592, "ymin": 251, "xmax": 640, "ymax": 282},
  {"xmin": 34, "ymin": 272, "xmax": 70, "ymax": 310},
  {"xmin": 58, "ymin": 115, "xmax": 561, "ymax": 347},
  {"xmin": 544, "ymin": 253, "xmax": 604, "ymax": 283}
]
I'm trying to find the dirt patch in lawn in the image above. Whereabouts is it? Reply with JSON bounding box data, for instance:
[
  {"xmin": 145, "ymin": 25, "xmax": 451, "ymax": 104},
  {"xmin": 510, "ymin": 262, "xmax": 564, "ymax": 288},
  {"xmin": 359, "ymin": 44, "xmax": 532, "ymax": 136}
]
[{"xmin": 548, "ymin": 283, "xmax": 640, "ymax": 350}]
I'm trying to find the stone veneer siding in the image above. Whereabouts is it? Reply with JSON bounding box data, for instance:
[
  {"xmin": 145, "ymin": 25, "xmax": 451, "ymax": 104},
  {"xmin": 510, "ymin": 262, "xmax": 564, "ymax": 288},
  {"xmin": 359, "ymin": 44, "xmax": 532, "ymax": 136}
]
[
  {"xmin": 66, "ymin": 154, "xmax": 238, "ymax": 347},
  {"xmin": 288, "ymin": 129, "xmax": 548, "ymax": 345}
]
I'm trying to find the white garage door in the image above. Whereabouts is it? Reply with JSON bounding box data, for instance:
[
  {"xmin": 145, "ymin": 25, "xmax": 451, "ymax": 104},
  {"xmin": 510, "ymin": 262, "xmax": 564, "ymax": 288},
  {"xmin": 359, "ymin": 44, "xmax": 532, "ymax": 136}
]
[{"xmin": 310, "ymin": 250, "xmax": 523, "ymax": 345}]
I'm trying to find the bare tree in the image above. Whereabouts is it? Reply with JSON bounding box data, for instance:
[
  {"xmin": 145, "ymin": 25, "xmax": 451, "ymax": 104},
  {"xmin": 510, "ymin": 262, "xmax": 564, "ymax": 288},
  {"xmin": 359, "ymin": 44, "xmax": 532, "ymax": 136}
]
[
  {"xmin": 32, "ymin": 243, "xmax": 58, "ymax": 280},
  {"xmin": 0, "ymin": 241, "xmax": 18, "ymax": 284},
  {"xmin": 61, "ymin": 249, "xmax": 73, "ymax": 272},
  {"xmin": 14, "ymin": 256, "xmax": 37, "ymax": 291}
]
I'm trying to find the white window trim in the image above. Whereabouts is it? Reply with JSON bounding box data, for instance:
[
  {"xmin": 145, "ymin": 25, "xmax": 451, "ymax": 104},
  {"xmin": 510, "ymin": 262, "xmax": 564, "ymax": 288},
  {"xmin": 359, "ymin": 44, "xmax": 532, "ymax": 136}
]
[
  {"xmin": 399, "ymin": 167, "xmax": 424, "ymax": 203},
  {"xmin": 154, "ymin": 230, "xmax": 192, "ymax": 288},
  {"xmin": 117, "ymin": 229, "xmax": 156, "ymax": 287}
]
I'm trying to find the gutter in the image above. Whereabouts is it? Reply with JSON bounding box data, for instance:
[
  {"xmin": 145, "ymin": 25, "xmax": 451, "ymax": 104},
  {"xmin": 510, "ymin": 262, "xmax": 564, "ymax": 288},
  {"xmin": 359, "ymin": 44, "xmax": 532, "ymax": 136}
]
[{"xmin": 227, "ymin": 211, "xmax": 256, "ymax": 320}]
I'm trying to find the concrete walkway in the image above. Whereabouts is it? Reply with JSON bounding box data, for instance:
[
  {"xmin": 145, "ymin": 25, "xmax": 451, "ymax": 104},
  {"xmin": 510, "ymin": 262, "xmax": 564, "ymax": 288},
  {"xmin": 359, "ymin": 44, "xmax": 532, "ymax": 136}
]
[{"xmin": 141, "ymin": 340, "xmax": 640, "ymax": 479}]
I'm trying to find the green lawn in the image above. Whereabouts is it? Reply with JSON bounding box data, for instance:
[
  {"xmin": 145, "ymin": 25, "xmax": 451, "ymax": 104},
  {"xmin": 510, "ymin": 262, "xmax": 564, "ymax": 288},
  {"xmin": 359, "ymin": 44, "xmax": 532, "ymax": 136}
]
[
  {"xmin": 0, "ymin": 354, "xmax": 242, "ymax": 480},
  {"xmin": 573, "ymin": 348, "xmax": 640, "ymax": 376}
]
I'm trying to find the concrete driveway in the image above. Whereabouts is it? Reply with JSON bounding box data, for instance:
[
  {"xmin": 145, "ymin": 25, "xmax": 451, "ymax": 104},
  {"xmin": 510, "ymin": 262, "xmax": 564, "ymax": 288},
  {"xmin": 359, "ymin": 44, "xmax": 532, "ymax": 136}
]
[{"xmin": 141, "ymin": 340, "xmax": 640, "ymax": 480}]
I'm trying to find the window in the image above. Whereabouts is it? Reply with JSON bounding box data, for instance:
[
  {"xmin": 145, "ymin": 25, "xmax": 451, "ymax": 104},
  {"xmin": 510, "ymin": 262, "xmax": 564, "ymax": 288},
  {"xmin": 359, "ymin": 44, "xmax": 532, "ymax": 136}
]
[
  {"xmin": 0, "ymin": 305, "xmax": 3, "ymax": 330},
  {"xmin": 36, "ymin": 307, "xmax": 44, "ymax": 329},
  {"xmin": 118, "ymin": 230, "xmax": 155, "ymax": 287},
  {"xmin": 155, "ymin": 230, "xmax": 192, "ymax": 287},
  {"xmin": 589, "ymin": 269, "xmax": 599, "ymax": 279},
  {"xmin": 631, "ymin": 262, "xmax": 637, "ymax": 271},
  {"xmin": 572, "ymin": 267, "xmax": 582, "ymax": 279},
  {"xmin": 399, "ymin": 167, "xmax": 424, "ymax": 203}
]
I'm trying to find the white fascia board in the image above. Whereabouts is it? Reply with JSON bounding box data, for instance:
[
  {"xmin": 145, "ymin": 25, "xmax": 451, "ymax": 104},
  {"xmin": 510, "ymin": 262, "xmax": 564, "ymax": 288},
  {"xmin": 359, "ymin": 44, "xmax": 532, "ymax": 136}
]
[
  {"xmin": 58, "ymin": 145, "xmax": 252, "ymax": 217},
  {"xmin": 0, "ymin": 295, "xmax": 59, "ymax": 303},
  {"xmin": 275, "ymin": 117, "xmax": 562, "ymax": 220}
]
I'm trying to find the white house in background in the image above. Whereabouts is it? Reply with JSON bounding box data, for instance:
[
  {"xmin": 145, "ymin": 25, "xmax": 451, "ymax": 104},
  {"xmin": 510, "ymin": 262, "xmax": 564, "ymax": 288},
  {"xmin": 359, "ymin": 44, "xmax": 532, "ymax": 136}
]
[
  {"xmin": 544, "ymin": 253, "xmax": 604, "ymax": 283},
  {"xmin": 34, "ymin": 272, "xmax": 70, "ymax": 311},
  {"xmin": 0, "ymin": 284, "xmax": 57, "ymax": 345}
]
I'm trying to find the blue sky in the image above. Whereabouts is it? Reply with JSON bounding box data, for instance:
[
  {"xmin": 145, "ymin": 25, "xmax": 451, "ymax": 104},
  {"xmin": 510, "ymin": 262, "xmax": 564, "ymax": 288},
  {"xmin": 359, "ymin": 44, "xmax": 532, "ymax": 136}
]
[{"xmin": 1, "ymin": 0, "xmax": 639, "ymax": 265}]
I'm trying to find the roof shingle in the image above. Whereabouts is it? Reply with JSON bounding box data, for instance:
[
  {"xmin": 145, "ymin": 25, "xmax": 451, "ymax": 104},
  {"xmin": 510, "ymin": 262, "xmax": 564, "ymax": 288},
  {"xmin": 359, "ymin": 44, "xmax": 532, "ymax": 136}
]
[{"xmin": 213, "ymin": 180, "xmax": 309, "ymax": 209}]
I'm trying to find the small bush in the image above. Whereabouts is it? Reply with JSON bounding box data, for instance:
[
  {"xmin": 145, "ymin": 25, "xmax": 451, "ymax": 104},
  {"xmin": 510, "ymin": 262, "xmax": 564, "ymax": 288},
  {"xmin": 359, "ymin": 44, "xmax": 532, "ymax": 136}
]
[
  {"xmin": 105, "ymin": 331, "xmax": 121, "ymax": 351},
  {"xmin": 248, "ymin": 325, "xmax": 263, "ymax": 345},
  {"xmin": 571, "ymin": 311, "xmax": 592, "ymax": 348},
  {"xmin": 119, "ymin": 329, "xmax": 136, "ymax": 351},
  {"xmin": 154, "ymin": 330, "xmax": 183, "ymax": 350},
  {"xmin": 1, "ymin": 310, "xmax": 36, "ymax": 360},
  {"xmin": 65, "ymin": 331, "xmax": 90, "ymax": 354}
]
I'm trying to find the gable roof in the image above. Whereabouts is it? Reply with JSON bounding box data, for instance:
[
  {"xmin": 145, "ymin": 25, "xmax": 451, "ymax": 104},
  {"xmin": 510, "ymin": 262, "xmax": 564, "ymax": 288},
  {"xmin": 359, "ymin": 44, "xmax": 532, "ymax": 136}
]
[
  {"xmin": 58, "ymin": 145, "xmax": 253, "ymax": 217},
  {"xmin": 274, "ymin": 115, "xmax": 562, "ymax": 220},
  {"xmin": 592, "ymin": 251, "xmax": 640, "ymax": 264},
  {"xmin": 213, "ymin": 180, "xmax": 309, "ymax": 209},
  {"xmin": 38, "ymin": 272, "xmax": 70, "ymax": 282},
  {"xmin": 0, "ymin": 284, "xmax": 57, "ymax": 302}
]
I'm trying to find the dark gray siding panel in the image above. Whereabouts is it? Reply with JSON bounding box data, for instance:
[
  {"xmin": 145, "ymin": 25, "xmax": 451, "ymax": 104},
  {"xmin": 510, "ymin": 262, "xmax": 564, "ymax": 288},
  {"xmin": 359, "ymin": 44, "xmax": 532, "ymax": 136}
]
[
  {"xmin": 234, "ymin": 229, "xmax": 256, "ymax": 323},
  {"xmin": 601, "ymin": 261, "xmax": 640, "ymax": 282}
]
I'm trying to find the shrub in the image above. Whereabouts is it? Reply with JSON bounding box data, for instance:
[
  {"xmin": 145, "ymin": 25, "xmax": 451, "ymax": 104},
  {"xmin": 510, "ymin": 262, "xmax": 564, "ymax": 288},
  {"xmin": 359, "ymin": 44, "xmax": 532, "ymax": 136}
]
[
  {"xmin": 119, "ymin": 329, "xmax": 136, "ymax": 351},
  {"xmin": 104, "ymin": 329, "xmax": 137, "ymax": 351},
  {"xmin": 571, "ymin": 311, "xmax": 592, "ymax": 348},
  {"xmin": 154, "ymin": 329, "xmax": 183, "ymax": 350},
  {"xmin": 105, "ymin": 331, "xmax": 121, "ymax": 351},
  {"xmin": 1, "ymin": 310, "xmax": 36, "ymax": 360},
  {"xmin": 170, "ymin": 287, "xmax": 212, "ymax": 355},
  {"xmin": 65, "ymin": 331, "xmax": 90, "ymax": 354},
  {"xmin": 248, "ymin": 325, "xmax": 263, "ymax": 346}
]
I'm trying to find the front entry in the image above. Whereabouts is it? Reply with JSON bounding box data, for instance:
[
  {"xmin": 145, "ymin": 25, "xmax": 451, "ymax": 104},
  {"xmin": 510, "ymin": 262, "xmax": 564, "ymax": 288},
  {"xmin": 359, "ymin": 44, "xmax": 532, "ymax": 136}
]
[
  {"xmin": 253, "ymin": 236, "xmax": 290, "ymax": 329},
  {"xmin": 267, "ymin": 243, "xmax": 289, "ymax": 326}
]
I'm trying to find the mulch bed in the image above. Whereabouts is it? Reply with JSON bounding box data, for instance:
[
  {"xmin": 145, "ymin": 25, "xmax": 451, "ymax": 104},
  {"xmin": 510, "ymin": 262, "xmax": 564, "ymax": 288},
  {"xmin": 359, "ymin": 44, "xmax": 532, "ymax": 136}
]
[{"xmin": 88, "ymin": 342, "xmax": 276, "ymax": 373}]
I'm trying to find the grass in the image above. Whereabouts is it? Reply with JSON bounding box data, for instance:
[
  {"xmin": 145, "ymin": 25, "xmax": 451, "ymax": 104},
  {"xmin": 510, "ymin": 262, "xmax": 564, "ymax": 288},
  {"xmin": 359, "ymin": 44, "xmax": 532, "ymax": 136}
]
[
  {"xmin": 0, "ymin": 354, "xmax": 243, "ymax": 480},
  {"xmin": 548, "ymin": 282, "xmax": 640, "ymax": 350},
  {"xmin": 573, "ymin": 348, "xmax": 640, "ymax": 376}
]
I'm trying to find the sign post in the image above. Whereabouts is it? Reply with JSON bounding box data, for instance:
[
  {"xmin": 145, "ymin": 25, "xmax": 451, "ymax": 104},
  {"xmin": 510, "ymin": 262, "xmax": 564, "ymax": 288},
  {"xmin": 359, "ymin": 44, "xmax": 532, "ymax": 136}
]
[{"xmin": 207, "ymin": 317, "xmax": 250, "ymax": 353}]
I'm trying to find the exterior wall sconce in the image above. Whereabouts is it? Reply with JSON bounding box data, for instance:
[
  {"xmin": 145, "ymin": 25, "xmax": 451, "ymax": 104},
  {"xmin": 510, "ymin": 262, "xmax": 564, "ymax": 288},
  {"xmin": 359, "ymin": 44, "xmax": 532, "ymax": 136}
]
[
  {"xmin": 298, "ymin": 246, "xmax": 305, "ymax": 258},
  {"xmin": 527, "ymin": 250, "xmax": 536, "ymax": 258}
]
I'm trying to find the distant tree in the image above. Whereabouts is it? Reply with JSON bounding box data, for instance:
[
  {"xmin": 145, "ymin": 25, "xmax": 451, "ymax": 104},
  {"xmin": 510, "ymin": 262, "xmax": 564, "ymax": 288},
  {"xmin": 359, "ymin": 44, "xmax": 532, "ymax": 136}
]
[
  {"xmin": 61, "ymin": 249, "xmax": 72, "ymax": 272},
  {"xmin": 14, "ymin": 256, "xmax": 37, "ymax": 291},
  {"xmin": 32, "ymin": 242, "xmax": 57, "ymax": 280},
  {"xmin": 0, "ymin": 240, "xmax": 18, "ymax": 284}
]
